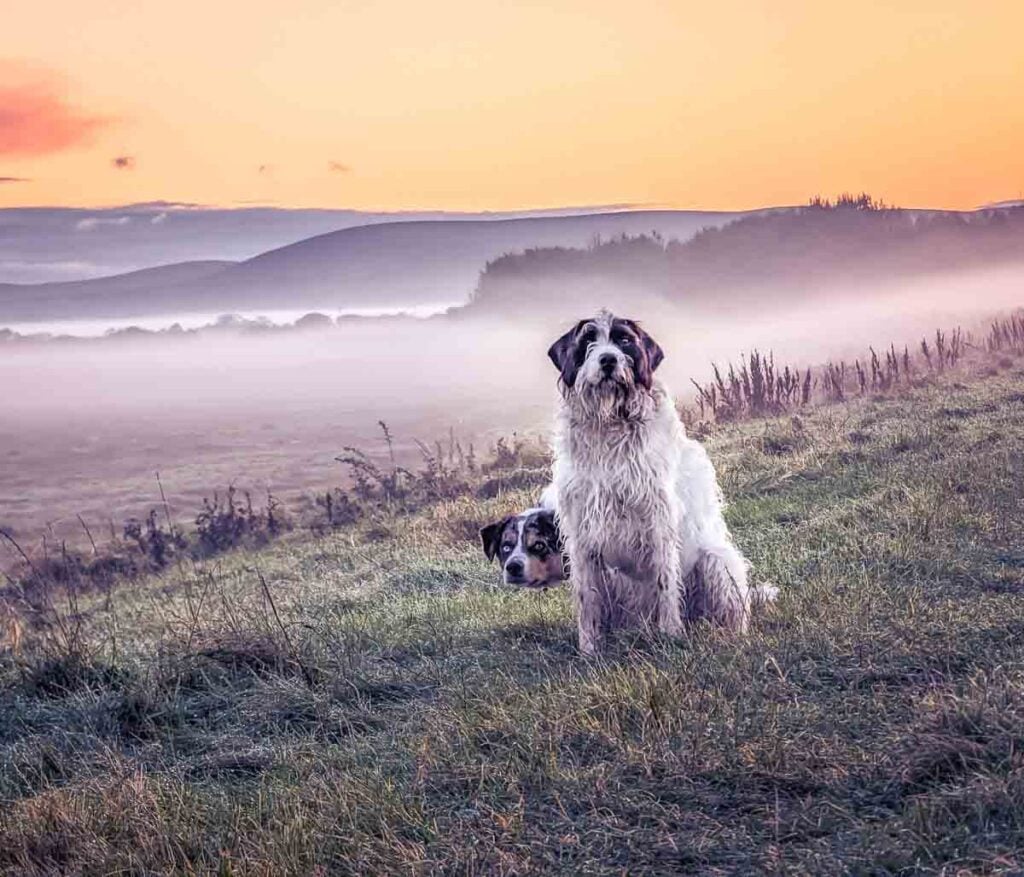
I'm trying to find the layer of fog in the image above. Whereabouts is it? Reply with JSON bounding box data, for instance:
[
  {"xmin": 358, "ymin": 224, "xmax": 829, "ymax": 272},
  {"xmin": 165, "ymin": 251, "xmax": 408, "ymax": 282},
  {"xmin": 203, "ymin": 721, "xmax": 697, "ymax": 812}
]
[
  {"xmin": 2, "ymin": 264, "xmax": 1022, "ymax": 554},
  {"xmin": 1, "ymin": 303, "xmax": 457, "ymax": 339}
]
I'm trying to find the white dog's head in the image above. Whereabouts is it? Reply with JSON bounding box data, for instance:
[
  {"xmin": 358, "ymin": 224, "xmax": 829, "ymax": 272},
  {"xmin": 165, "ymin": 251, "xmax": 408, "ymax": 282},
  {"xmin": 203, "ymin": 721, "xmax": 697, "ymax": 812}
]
[{"xmin": 546, "ymin": 310, "xmax": 664, "ymax": 417}]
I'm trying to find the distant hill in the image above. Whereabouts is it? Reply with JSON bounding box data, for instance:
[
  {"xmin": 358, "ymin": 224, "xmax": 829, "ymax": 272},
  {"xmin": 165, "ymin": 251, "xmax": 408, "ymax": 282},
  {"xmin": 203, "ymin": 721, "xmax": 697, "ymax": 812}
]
[
  {"xmin": 0, "ymin": 205, "xmax": 392, "ymax": 284},
  {"xmin": 1, "ymin": 203, "xmax": 643, "ymax": 285},
  {"xmin": 463, "ymin": 201, "xmax": 1024, "ymax": 318},
  {"xmin": 0, "ymin": 210, "xmax": 745, "ymax": 323}
]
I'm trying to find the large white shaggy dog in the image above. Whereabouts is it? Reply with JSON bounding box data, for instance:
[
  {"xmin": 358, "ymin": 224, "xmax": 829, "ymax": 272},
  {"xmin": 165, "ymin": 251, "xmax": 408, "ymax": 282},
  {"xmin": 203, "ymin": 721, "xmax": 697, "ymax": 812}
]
[{"xmin": 547, "ymin": 310, "xmax": 774, "ymax": 654}]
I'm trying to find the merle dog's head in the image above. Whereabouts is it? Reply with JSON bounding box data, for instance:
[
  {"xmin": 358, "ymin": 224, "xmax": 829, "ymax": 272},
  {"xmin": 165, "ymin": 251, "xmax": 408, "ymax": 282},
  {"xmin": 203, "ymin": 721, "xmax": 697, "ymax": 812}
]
[
  {"xmin": 546, "ymin": 310, "xmax": 664, "ymax": 415},
  {"xmin": 480, "ymin": 508, "xmax": 565, "ymax": 589}
]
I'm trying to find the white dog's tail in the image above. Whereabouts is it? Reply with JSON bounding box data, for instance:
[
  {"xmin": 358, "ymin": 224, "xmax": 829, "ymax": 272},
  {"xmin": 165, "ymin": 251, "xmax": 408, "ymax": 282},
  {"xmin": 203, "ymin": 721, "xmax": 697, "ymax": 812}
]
[{"xmin": 751, "ymin": 582, "xmax": 779, "ymax": 606}]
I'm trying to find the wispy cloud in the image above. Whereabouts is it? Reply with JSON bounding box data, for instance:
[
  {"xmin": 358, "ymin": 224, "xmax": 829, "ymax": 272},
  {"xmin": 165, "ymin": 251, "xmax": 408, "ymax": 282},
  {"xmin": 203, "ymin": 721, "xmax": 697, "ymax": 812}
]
[
  {"xmin": 150, "ymin": 212, "xmax": 168, "ymax": 224},
  {"xmin": 121, "ymin": 200, "xmax": 207, "ymax": 211},
  {"xmin": 0, "ymin": 259, "xmax": 109, "ymax": 282},
  {"xmin": 0, "ymin": 176, "xmax": 30, "ymax": 183},
  {"xmin": 0, "ymin": 62, "xmax": 111, "ymax": 156},
  {"xmin": 111, "ymin": 155, "xmax": 135, "ymax": 170},
  {"xmin": 75, "ymin": 216, "xmax": 133, "ymax": 231},
  {"xmin": 328, "ymin": 160, "xmax": 351, "ymax": 174}
]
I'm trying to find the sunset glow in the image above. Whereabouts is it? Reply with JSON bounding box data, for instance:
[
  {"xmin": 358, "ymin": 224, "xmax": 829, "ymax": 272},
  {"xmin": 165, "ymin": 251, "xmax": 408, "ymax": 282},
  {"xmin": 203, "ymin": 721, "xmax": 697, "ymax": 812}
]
[{"xmin": 2, "ymin": 0, "xmax": 1023, "ymax": 210}]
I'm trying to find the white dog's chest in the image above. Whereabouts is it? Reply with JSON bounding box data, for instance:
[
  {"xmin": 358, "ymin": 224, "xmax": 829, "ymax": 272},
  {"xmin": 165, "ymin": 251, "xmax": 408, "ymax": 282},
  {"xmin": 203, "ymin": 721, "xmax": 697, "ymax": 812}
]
[
  {"xmin": 565, "ymin": 457, "xmax": 671, "ymax": 514},
  {"xmin": 560, "ymin": 432, "xmax": 679, "ymax": 550}
]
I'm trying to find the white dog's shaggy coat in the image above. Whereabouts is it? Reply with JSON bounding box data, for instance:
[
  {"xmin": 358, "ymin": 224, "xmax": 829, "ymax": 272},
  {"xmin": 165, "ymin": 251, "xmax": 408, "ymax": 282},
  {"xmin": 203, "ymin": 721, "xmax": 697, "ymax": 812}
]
[{"xmin": 548, "ymin": 310, "xmax": 773, "ymax": 654}]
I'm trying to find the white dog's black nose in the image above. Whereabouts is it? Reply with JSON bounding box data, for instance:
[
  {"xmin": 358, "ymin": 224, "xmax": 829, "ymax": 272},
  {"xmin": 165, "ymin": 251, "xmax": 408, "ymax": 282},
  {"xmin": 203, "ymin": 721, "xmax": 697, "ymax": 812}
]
[
  {"xmin": 505, "ymin": 559, "xmax": 524, "ymax": 578},
  {"xmin": 599, "ymin": 353, "xmax": 617, "ymax": 373}
]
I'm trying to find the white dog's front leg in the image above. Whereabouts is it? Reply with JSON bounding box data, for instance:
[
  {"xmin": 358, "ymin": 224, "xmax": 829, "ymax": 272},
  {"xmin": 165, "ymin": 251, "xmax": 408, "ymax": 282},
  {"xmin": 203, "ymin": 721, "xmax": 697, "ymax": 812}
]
[
  {"xmin": 574, "ymin": 552, "xmax": 608, "ymax": 655},
  {"xmin": 657, "ymin": 563, "xmax": 683, "ymax": 637},
  {"xmin": 655, "ymin": 537, "xmax": 683, "ymax": 638}
]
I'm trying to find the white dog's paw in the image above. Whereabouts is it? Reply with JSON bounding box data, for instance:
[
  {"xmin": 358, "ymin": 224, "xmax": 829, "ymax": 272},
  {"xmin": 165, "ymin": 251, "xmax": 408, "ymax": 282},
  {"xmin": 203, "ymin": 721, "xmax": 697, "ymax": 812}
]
[{"xmin": 658, "ymin": 611, "xmax": 684, "ymax": 638}]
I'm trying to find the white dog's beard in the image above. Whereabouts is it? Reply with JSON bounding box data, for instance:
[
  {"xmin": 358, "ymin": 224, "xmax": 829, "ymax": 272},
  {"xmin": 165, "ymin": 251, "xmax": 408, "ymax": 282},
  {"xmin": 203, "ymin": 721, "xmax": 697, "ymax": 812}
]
[{"xmin": 574, "ymin": 370, "xmax": 650, "ymax": 422}]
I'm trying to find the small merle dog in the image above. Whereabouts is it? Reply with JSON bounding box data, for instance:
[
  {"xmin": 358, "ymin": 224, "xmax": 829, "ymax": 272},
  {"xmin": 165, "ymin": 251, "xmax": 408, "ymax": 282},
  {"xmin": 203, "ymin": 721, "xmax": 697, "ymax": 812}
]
[{"xmin": 480, "ymin": 507, "xmax": 566, "ymax": 589}]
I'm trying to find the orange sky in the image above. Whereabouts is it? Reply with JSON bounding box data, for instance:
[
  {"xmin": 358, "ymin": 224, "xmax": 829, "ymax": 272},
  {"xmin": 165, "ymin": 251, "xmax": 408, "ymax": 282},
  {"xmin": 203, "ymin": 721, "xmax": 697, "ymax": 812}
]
[{"xmin": 2, "ymin": 1, "xmax": 1022, "ymax": 211}]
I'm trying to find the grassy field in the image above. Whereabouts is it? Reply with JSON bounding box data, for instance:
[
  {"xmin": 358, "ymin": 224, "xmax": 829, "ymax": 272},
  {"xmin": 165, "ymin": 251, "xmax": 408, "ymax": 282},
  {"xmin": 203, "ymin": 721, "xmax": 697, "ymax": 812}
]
[{"xmin": 3, "ymin": 358, "xmax": 1024, "ymax": 875}]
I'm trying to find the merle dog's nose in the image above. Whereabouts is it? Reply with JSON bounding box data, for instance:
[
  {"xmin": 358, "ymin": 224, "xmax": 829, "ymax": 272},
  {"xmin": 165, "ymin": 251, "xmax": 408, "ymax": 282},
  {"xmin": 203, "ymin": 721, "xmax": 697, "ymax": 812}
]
[
  {"xmin": 506, "ymin": 559, "xmax": 524, "ymax": 578},
  {"xmin": 599, "ymin": 353, "xmax": 616, "ymax": 372}
]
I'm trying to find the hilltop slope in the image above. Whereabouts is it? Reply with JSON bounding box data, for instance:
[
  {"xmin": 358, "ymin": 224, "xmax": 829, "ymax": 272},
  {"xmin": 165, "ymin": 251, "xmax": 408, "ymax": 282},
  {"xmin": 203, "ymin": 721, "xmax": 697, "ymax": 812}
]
[
  {"xmin": 467, "ymin": 202, "xmax": 1024, "ymax": 317},
  {"xmin": 4, "ymin": 359, "xmax": 1024, "ymax": 873}
]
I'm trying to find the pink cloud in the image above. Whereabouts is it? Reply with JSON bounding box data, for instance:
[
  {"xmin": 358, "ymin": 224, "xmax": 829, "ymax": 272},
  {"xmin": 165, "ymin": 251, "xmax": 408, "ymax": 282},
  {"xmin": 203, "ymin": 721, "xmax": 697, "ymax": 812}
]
[{"xmin": 0, "ymin": 64, "xmax": 111, "ymax": 156}]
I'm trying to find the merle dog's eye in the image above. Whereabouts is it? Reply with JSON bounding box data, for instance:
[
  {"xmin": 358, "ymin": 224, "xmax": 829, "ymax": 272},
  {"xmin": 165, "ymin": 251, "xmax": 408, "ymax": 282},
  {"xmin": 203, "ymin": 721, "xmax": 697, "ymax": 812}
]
[
  {"xmin": 501, "ymin": 544, "xmax": 513, "ymax": 555},
  {"xmin": 530, "ymin": 543, "xmax": 548, "ymax": 557}
]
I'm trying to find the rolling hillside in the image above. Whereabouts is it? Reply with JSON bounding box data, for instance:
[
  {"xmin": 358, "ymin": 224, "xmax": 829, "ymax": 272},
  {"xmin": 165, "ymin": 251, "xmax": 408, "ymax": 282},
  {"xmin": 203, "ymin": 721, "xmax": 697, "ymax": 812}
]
[
  {"xmin": 0, "ymin": 204, "xmax": 546, "ymax": 285},
  {"xmin": 9, "ymin": 201, "xmax": 1024, "ymax": 329},
  {"xmin": 0, "ymin": 210, "xmax": 744, "ymax": 323}
]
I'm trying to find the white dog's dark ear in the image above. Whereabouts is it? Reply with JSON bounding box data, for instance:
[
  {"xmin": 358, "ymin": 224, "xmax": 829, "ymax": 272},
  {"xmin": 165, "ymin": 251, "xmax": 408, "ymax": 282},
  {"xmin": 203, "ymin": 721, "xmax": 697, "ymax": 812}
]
[
  {"xmin": 547, "ymin": 320, "xmax": 587, "ymax": 386},
  {"xmin": 631, "ymin": 322, "xmax": 664, "ymax": 373},
  {"xmin": 480, "ymin": 518, "xmax": 511, "ymax": 562}
]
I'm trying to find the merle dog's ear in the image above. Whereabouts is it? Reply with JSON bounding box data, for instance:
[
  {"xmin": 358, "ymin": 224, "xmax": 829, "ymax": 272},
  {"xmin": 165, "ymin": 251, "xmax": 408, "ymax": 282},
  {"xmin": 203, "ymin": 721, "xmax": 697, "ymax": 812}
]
[
  {"xmin": 480, "ymin": 518, "xmax": 510, "ymax": 562},
  {"xmin": 630, "ymin": 321, "xmax": 664, "ymax": 373},
  {"xmin": 547, "ymin": 320, "xmax": 586, "ymax": 387}
]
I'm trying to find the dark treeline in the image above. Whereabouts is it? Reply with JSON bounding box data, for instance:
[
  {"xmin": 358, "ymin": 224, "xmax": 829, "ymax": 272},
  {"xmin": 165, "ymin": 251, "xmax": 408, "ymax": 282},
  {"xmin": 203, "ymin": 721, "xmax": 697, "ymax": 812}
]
[{"xmin": 467, "ymin": 196, "xmax": 1024, "ymax": 315}]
